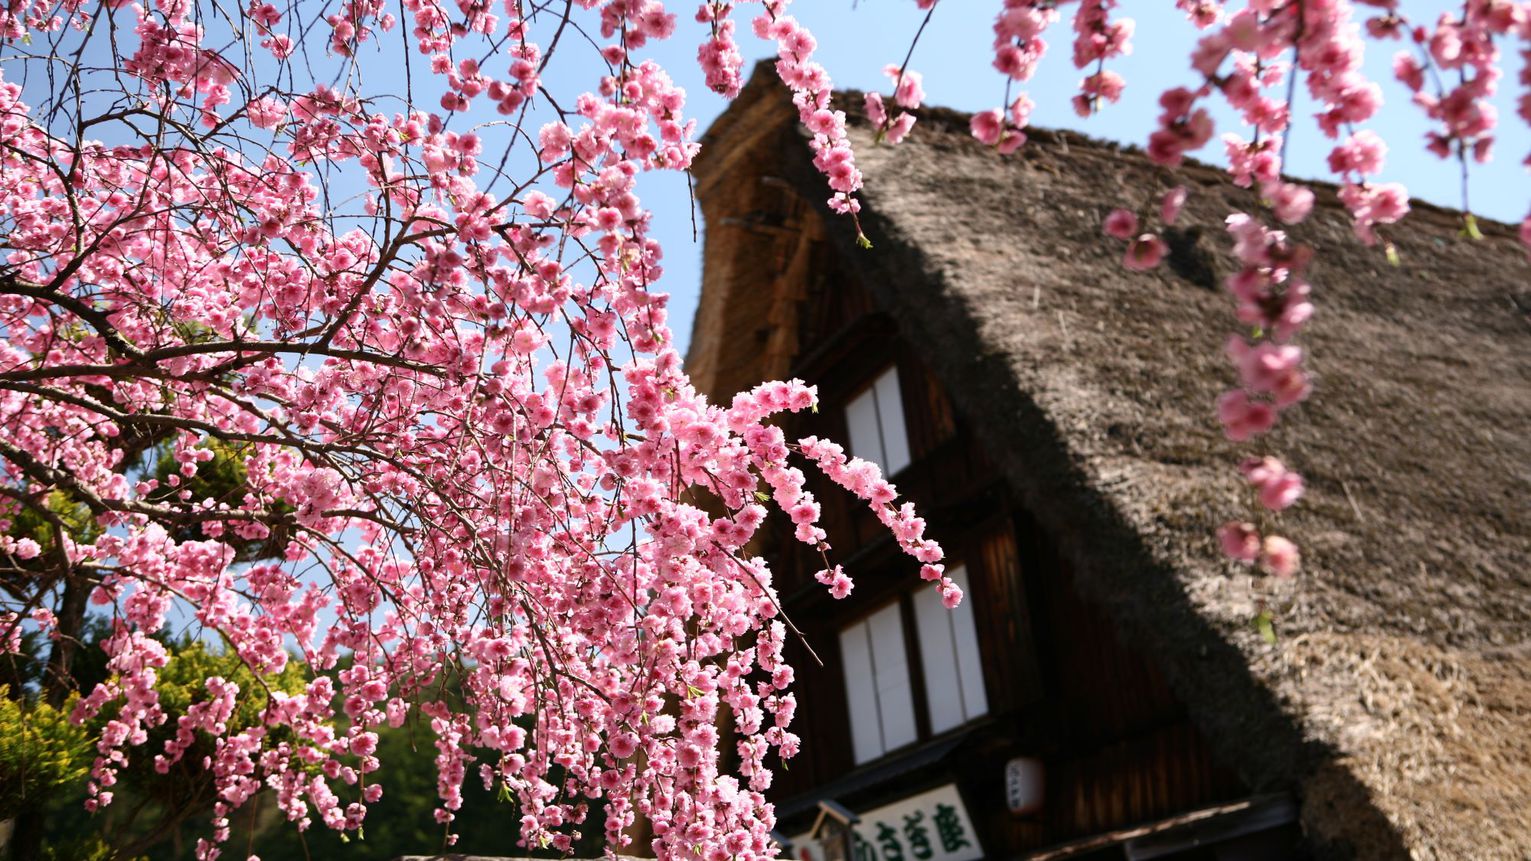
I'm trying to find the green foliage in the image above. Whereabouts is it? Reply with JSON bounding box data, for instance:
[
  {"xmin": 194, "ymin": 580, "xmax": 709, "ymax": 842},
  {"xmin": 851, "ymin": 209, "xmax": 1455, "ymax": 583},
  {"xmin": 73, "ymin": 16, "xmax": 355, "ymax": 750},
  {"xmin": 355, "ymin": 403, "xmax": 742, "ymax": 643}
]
[
  {"xmin": 40, "ymin": 833, "xmax": 145, "ymax": 861},
  {"xmin": 8, "ymin": 642, "xmax": 600, "ymax": 860},
  {"xmin": 0, "ymin": 686, "xmax": 92, "ymax": 822},
  {"xmin": 5, "ymin": 489, "xmax": 100, "ymax": 562},
  {"xmin": 20, "ymin": 633, "xmax": 307, "ymax": 861},
  {"xmin": 244, "ymin": 717, "xmax": 597, "ymax": 861},
  {"xmin": 241, "ymin": 666, "xmax": 602, "ymax": 861},
  {"xmin": 147, "ymin": 438, "xmax": 291, "ymax": 561},
  {"xmin": 1462, "ymin": 212, "xmax": 1484, "ymax": 241},
  {"xmin": 0, "ymin": 617, "xmax": 116, "ymax": 716},
  {"xmin": 91, "ymin": 636, "xmax": 308, "ymax": 816},
  {"xmin": 0, "ymin": 628, "xmax": 47, "ymax": 693},
  {"xmin": 1253, "ymin": 609, "xmax": 1277, "ymax": 644},
  {"xmin": 149, "ymin": 636, "xmax": 306, "ymax": 729}
]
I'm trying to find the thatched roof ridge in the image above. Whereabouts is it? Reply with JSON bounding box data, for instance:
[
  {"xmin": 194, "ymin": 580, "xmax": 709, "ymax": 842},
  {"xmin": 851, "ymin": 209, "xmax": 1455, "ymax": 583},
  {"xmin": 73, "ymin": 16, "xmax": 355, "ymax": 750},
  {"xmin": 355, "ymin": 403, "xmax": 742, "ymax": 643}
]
[{"xmin": 691, "ymin": 65, "xmax": 1531, "ymax": 859}]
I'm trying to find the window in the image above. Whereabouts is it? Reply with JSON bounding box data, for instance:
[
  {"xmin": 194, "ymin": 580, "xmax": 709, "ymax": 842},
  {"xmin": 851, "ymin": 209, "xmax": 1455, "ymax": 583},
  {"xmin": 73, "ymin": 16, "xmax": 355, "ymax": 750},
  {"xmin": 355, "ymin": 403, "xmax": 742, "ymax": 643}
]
[
  {"xmin": 912, "ymin": 566, "xmax": 987, "ymax": 733},
  {"xmin": 845, "ymin": 366, "xmax": 911, "ymax": 477},
  {"xmin": 840, "ymin": 566, "xmax": 988, "ymax": 764},
  {"xmin": 839, "ymin": 602, "xmax": 919, "ymax": 764}
]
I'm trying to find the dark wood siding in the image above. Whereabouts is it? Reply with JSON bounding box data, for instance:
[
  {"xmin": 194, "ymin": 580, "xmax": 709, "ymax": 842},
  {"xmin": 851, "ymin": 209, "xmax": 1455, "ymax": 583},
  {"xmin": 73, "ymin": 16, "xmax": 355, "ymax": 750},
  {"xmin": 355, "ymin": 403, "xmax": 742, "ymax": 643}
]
[
  {"xmin": 696, "ymin": 203, "xmax": 1251, "ymax": 857},
  {"xmin": 969, "ymin": 519, "xmax": 1042, "ymax": 714}
]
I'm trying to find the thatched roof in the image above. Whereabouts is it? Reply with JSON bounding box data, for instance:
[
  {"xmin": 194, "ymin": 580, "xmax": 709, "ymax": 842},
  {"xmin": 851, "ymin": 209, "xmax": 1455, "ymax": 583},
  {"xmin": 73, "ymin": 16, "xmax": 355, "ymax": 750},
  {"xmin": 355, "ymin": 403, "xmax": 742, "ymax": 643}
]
[{"xmin": 689, "ymin": 64, "xmax": 1531, "ymax": 860}]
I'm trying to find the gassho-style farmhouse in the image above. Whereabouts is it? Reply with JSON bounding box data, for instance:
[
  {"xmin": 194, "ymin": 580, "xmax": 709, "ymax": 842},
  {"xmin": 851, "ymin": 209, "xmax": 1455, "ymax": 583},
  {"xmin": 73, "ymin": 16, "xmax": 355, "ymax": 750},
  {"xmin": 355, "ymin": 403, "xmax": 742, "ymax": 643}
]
[
  {"xmin": 678, "ymin": 64, "xmax": 1531, "ymax": 861},
  {"xmin": 396, "ymin": 63, "xmax": 1530, "ymax": 861}
]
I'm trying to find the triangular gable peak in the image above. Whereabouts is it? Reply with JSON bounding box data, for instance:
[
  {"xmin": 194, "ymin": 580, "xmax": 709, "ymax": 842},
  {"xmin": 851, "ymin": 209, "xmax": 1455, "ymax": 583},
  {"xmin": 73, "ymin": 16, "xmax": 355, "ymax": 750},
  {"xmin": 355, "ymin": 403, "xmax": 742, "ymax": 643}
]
[{"xmin": 688, "ymin": 63, "xmax": 1531, "ymax": 860}]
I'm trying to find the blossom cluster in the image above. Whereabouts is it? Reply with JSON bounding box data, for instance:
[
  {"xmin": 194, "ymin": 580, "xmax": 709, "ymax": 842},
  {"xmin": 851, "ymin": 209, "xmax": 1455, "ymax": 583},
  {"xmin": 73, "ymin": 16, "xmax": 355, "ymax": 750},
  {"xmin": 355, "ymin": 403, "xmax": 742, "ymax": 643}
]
[
  {"xmin": 752, "ymin": 2, "xmax": 866, "ymax": 218},
  {"xmin": 0, "ymin": 0, "xmax": 1525, "ymax": 856},
  {"xmin": 1070, "ymin": 0, "xmax": 1133, "ymax": 117},
  {"xmin": 1062, "ymin": 0, "xmax": 1524, "ymax": 585},
  {"xmin": 865, "ymin": 65, "xmax": 926, "ymax": 146},
  {"xmin": 0, "ymin": 2, "xmax": 952, "ymax": 860},
  {"xmin": 1213, "ymin": 212, "xmax": 1318, "ymax": 577}
]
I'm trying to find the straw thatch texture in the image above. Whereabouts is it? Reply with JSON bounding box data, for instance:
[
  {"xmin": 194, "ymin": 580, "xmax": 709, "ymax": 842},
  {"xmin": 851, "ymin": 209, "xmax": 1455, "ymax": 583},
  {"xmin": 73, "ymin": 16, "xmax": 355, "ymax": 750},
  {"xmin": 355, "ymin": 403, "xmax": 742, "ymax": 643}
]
[{"xmin": 692, "ymin": 66, "xmax": 1531, "ymax": 860}]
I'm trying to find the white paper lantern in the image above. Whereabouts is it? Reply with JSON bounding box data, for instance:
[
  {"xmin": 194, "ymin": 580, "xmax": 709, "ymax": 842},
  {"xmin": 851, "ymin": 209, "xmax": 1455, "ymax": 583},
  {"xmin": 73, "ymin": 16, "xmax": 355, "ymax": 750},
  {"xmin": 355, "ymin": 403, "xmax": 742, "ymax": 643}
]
[{"xmin": 1005, "ymin": 757, "xmax": 1045, "ymax": 815}]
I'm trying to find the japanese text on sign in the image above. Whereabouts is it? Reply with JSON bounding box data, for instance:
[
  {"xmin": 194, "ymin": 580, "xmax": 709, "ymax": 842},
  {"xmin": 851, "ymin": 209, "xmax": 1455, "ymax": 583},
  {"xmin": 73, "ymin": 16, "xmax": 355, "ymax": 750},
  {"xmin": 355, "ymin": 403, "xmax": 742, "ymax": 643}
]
[{"xmin": 790, "ymin": 785, "xmax": 983, "ymax": 861}]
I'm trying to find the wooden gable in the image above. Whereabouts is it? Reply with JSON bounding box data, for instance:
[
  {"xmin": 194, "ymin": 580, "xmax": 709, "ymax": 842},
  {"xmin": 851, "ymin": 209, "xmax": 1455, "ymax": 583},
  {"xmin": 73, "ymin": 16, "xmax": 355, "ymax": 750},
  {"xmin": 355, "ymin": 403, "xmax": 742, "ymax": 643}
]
[{"xmin": 685, "ymin": 78, "xmax": 1290, "ymax": 860}]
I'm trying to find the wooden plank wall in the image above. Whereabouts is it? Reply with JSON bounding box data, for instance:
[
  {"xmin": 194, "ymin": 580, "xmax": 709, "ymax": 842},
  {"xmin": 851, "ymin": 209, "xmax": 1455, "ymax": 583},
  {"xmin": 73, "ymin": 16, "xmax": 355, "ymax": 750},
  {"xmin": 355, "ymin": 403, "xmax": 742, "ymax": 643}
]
[
  {"xmin": 706, "ymin": 221, "xmax": 1248, "ymax": 851},
  {"xmin": 1012, "ymin": 550, "xmax": 1246, "ymax": 850}
]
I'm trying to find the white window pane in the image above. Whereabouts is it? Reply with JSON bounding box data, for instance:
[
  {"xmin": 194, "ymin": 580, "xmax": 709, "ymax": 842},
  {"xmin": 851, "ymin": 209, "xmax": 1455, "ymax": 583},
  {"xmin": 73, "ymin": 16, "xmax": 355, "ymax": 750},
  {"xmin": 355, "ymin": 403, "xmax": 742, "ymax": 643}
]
[
  {"xmin": 839, "ymin": 621, "xmax": 882, "ymax": 764},
  {"xmin": 845, "ymin": 386, "xmax": 886, "ymax": 471},
  {"xmin": 948, "ymin": 566, "xmax": 989, "ymax": 721},
  {"xmin": 873, "ymin": 367, "xmax": 912, "ymax": 476},
  {"xmin": 867, "ymin": 603, "xmax": 918, "ymax": 752},
  {"xmin": 914, "ymin": 583, "xmax": 964, "ymax": 734}
]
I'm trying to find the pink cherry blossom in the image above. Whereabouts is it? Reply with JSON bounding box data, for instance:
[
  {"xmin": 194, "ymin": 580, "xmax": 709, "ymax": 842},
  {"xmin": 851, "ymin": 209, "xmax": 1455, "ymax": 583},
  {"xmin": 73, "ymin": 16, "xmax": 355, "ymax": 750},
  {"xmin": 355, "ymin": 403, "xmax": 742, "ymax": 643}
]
[
  {"xmin": 1328, "ymin": 130, "xmax": 1389, "ymax": 176},
  {"xmin": 1124, "ymin": 234, "xmax": 1168, "ymax": 271},
  {"xmin": 1103, "ymin": 208, "xmax": 1140, "ymax": 239},
  {"xmin": 1265, "ymin": 181, "xmax": 1315, "ymax": 224},
  {"xmin": 887, "ymin": 64, "xmax": 926, "ymax": 109},
  {"xmin": 1240, "ymin": 457, "xmax": 1305, "ymax": 511},
  {"xmin": 1218, "ymin": 522, "xmax": 1262, "ymax": 563},
  {"xmin": 1261, "ymin": 535, "xmax": 1301, "ymax": 577},
  {"xmin": 971, "ymin": 109, "xmax": 1004, "ymax": 145},
  {"xmin": 0, "ymin": 0, "xmax": 1522, "ymax": 855},
  {"xmin": 1160, "ymin": 186, "xmax": 1188, "ymax": 225},
  {"xmin": 1217, "ymin": 391, "xmax": 1279, "ymax": 442}
]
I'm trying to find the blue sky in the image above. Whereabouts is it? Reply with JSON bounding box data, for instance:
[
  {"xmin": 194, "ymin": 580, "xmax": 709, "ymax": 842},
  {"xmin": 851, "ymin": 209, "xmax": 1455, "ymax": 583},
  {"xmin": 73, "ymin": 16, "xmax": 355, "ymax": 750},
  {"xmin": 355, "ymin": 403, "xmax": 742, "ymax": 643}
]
[
  {"xmin": 25, "ymin": 1, "xmax": 1522, "ymax": 358},
  {"xmin": 3, "ymin": 0, "xmax": 1520, "ymax": 663},
  {"xmin": 621, "ymin": 2, "xmax": 1529, "ymax": 355}
]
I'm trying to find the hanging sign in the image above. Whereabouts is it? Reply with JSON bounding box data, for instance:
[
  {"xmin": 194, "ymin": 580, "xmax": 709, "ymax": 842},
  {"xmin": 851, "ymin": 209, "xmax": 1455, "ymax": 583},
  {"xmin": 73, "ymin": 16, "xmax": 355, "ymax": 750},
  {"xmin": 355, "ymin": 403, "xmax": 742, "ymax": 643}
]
[{"xmin": 789, "ymin": 784, "xmax": 983, "ymax": 861}]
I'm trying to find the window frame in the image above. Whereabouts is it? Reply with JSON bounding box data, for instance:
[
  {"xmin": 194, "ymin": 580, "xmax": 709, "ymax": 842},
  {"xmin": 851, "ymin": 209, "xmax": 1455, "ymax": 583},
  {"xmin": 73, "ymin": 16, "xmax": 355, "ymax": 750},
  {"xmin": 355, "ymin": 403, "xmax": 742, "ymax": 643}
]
[
  {"xmin": 838, "ymin": 599, "xmax": 921, "ymax": 765},
  {"xmin": 912, "ymin": 565, "xmax": 988, "ymax": 735},
  {"xmin": 843, "ymin": 364, "xmax": 913, "ymax": 478},
  {"xmin": 837, "ymin": 563, "xmax": 989, "ymax": 766}
]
